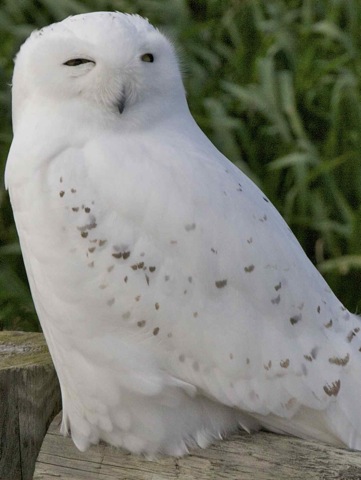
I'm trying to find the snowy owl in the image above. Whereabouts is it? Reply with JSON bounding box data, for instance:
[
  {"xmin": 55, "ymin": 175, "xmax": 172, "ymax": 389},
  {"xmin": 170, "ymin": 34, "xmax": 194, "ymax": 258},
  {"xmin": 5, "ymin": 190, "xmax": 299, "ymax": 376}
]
[{"xmin": 5, "ymin": 11, "xmax": 361, "ymax": 456}]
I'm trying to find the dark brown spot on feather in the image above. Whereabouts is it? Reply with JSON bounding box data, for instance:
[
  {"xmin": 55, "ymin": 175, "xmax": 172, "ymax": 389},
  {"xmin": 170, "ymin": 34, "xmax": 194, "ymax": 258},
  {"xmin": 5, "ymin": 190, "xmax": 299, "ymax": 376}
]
[
  {"xmin": 215, "ymin": 279, "xmax": 227, "ymax": 288},
  {"xmin": 329, "ymin": 353, "xmax": 350, "ymax": 366},
  {"xmin": 290, "ymin": 314, "xmax": 302, "ymax": 325},
  {"xmin": 264, "ymin": 360, "xmax": 272, "ymax": 371},
  {"xmin": 59, "ymin": 191, "xmax": 65, "ymax": 198},
  {"xmin": 244, "ymin": 265, "xmax": 255, "ymax": 273},
  {"xmin": 137, "ymin": 320, "xmax": 146, "ymax": 327},
  {"xmin": 153, "ymin": 327, "xmax": 160, "ymax": 336},
  {"xmin": 112, "ymin": 250, "xmax": 131, "ymax": 260},
  {"xmin": 323, "ymin": 380, "xmax": 341, "ymax": 397},
  {"xmin": 149, "ymin": 266, "xmax": 156, "ymax": 272},
  {"xmin": 77, "ymin": 220, "xmax": 97, "ymax": 232},
  {"xmin": 274, "ymin": 282, "xmax": 281, "ymax": 291},
  {"xmin": 280, "ymin": 359, "xmax": 290, "ymax": 368},
  {"xmin": 347, "ymin": 328, "xmax": 360, "ymax": 343},
  {"xmin": 271, "ymin": 294, "xmax": 280, "ymax": 305}
]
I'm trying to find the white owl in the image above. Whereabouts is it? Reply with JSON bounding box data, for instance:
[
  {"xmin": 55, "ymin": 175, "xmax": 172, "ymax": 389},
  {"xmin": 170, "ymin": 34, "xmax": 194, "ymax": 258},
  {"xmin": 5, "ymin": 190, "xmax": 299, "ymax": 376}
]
[{"xmin": 5, "ymin": 12, "xmax": 361, "ymax": 456}]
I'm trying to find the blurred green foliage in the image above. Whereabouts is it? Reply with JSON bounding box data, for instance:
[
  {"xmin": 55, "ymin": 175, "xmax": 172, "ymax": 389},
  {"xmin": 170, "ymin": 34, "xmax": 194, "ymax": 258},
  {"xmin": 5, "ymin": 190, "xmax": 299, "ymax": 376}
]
[{"xmin": 1, "ymin": 0, "xmax": 361, "ymax": 331}]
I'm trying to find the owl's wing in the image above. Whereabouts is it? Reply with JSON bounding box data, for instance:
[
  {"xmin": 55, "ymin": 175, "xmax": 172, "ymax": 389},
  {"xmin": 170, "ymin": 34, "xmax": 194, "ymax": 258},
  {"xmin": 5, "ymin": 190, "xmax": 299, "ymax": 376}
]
[
  {"xmin": 81, "ymin": 128, "xmax": 361, "ymax": 448},
  {"xmin": 7, "ymin": 125, "xmax": 361, "ymax": 449}
]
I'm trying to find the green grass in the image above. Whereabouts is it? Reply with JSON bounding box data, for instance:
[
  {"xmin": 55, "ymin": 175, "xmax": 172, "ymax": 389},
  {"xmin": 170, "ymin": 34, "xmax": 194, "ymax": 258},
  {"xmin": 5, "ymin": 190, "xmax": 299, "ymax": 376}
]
[{"xmin": 1, "ymin": 0, "xmax": 361, "ymax": 330}]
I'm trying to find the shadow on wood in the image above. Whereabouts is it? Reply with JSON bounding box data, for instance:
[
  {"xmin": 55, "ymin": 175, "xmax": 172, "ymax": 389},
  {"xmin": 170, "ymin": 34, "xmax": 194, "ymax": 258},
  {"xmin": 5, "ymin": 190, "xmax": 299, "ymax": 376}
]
[
  {"xmin": 0, "ymin": 331, "xmax": 61, "ymax": 480},
  {"xmin": 34, "ymin": 413, "xmax": 361, "ymax": 479}
]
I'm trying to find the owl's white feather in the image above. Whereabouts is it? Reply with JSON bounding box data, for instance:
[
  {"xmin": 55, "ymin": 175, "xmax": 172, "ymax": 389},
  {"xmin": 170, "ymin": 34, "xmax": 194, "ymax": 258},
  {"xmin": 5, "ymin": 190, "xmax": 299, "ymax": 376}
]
[{"xmin": 5, "ymin": 11, "xmax": 361, "ymax": 455}]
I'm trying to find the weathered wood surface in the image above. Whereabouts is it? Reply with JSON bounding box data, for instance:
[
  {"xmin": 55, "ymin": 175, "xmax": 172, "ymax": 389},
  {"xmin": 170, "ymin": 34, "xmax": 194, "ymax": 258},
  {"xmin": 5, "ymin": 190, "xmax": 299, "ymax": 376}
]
[
  {"xmin": 35, "ymin": 412, "xmax": 361, "ymax": 480},
  {"xmin": 0, "ymin": 331, "xmax": 61, "ymax": 480}
]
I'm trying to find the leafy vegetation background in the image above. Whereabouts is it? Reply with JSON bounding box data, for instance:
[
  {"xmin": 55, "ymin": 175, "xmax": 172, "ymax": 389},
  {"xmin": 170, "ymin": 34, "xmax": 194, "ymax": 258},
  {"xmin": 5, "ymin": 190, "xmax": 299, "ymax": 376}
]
[{"xmin": 1, "ymin": 0, "xmax": 361, "ymax": 331}]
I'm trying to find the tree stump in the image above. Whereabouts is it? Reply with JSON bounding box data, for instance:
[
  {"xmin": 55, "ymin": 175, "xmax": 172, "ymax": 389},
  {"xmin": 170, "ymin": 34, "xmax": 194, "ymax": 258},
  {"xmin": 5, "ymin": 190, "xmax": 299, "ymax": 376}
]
[{"xmin": 0, "ymin": 331, "xmax": 61, "ymax": 480}]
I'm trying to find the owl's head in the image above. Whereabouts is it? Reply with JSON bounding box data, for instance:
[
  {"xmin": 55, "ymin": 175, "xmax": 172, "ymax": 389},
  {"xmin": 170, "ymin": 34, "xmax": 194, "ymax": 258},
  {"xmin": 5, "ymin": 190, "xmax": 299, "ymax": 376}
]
[{"xmin": 12, "ymin": 12, "xmax": 186, "ymax": 129}]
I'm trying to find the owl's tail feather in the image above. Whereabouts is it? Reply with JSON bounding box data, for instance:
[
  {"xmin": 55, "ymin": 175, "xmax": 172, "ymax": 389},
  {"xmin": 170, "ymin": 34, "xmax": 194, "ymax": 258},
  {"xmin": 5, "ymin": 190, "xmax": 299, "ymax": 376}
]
[
  {"xmin": 253, "ymin": 407, "xmax": 345, "ymax": 448},
  {"xmin": 325, "ymin": 373, "xmax": 361, "ymax": 450},
  {"xmin": 253, "ymin": 376, "xmax": 361, "ymax": 450}
]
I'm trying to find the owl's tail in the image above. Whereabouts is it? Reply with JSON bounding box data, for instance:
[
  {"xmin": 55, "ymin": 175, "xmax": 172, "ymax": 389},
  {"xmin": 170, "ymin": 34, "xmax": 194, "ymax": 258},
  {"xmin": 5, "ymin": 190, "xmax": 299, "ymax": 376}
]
[
  {"xmin": 253, "ymin": 358, "xmax": 361, "ymax": 450},
  {"xmin": 252, "ymin": 407, "xmax": 344, "ymax": 448}
]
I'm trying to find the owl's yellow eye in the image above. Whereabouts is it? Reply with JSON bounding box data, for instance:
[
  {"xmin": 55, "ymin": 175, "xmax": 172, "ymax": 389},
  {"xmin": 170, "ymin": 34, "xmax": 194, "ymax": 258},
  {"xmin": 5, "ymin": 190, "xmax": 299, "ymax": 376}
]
[
  {"xmin": 63, "ymin": 58, "xmax": 94, "ymax": 66},
  {"xmin": 140, "ymin": 53, "xmax": 154, "ymax": 63}
]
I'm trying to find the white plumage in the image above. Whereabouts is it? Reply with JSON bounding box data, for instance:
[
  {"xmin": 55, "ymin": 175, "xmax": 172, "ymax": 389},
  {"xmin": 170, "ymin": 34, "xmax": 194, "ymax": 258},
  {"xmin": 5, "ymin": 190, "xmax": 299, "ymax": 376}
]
[{"xmin": 5, "ymin": 11, "xmax": 361, "ymax": 455}]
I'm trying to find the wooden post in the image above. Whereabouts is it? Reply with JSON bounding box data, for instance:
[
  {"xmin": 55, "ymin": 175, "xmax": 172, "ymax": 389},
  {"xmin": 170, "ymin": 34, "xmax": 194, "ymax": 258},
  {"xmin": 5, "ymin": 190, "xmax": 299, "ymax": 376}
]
[{"xmin": 0, "ymin": 331, "xmax": 61, "ymax": 480}]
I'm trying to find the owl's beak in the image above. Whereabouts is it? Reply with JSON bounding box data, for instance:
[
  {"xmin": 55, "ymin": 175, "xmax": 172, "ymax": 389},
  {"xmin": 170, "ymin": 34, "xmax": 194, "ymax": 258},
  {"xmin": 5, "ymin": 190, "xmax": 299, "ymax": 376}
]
[
  {"xmin": 118, "ymin": 97, "xmax": 125, "ymax": 114},
  {"xmin": 117, "ymin": 88, "xmax": 126, "ymax": 114}
]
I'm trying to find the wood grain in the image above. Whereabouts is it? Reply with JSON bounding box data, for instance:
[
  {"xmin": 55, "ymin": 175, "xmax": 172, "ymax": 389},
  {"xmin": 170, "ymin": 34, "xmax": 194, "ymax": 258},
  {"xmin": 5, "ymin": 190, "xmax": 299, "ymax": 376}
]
[
  {"xmin": 0, "ymin": 331, "xmax": 61, "ymax": 480},
  {"xmin": 34, "ymin": 411, "xmax": 361, "ymax": 480}
]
